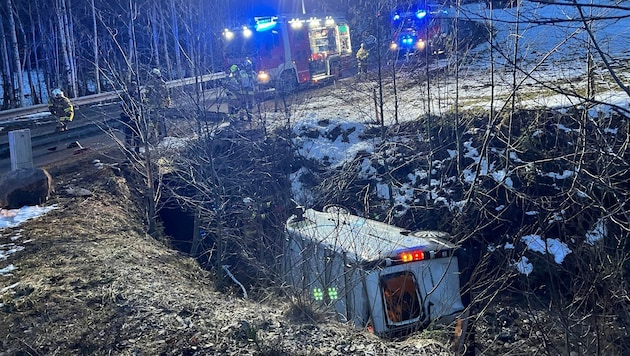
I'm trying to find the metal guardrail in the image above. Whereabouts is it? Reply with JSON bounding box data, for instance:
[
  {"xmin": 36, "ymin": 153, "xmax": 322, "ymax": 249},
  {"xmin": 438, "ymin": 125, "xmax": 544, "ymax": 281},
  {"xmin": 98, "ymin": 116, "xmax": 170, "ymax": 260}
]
[
  {"xmin": 0, "ymin": 72, "xmax": 227, "ymax": 123},
  {"xmin": 0, "ymin": 118, "xmax": 118, "ymax": 158},
  {"xmin": 166, "ymin": 72, "xmax": 226, "ymax": 89}
]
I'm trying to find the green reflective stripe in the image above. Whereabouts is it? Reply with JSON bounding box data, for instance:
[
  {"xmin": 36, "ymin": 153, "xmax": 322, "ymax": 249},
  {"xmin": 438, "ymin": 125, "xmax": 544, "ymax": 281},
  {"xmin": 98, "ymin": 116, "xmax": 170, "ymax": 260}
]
[
  {"xmin": 328, "ymin": 287, "xmax": 338, "ymax": 300},
  {"xmin": 313, "ymin": 288, "xmax": 324, "ymax": 301}
]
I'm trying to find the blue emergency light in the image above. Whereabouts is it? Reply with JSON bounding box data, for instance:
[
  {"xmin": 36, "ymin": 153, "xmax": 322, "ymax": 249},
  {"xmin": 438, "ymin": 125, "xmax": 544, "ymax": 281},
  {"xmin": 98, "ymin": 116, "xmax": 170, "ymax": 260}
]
[
  {"xmin": 255, "ymin": 16, "xmax": 278, "ymax": 32},
  {"xmin": 401, "ymin": 35, "xmax": 416, "ymax": 47}
]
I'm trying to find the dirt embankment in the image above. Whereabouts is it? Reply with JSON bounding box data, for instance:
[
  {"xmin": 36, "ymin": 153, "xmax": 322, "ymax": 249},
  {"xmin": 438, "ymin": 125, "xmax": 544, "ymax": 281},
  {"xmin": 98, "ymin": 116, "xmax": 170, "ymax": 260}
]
[{"xmin": 0, "ymin": 150, "xmax": 455, "ymax": 355}]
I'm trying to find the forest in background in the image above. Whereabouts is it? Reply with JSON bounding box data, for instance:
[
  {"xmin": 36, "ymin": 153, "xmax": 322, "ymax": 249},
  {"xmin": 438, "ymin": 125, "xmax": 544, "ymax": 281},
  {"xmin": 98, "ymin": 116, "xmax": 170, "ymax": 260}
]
[{"xmin": 0, "ymin": 0, "xmax": 412, "ymax": 108}]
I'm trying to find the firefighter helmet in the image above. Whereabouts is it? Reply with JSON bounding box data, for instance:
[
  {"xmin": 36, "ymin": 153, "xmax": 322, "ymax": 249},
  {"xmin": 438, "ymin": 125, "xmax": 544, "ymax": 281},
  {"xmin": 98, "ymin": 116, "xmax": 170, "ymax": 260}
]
[
  {"xmin": 52, "ymin": 88, "xmax": 63, "ymax": 97},
  {"xmin": 151, "ymin": 68, "xmax": 161, "ymax": 76}
]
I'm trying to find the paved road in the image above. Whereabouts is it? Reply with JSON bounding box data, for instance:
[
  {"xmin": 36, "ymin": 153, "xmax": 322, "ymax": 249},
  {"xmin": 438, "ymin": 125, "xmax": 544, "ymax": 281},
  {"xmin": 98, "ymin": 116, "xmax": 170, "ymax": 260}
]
[
  {"xmin": 0, "ymin": 79, "xmax": 340, "ymax": 177},
  {"xmin": 0, "ymin": 99, "xmax": 126, "ymax": 176},
  {"xmin": 0, "ymin": 128, "xmax": 121, "ymax": 176}
]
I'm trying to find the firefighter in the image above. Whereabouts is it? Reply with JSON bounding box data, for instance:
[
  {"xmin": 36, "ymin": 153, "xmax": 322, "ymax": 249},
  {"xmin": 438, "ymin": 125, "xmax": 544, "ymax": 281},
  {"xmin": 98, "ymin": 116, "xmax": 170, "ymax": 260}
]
[
  {"xmin": 228, "ymin": 63, "xmax": 240, "ymax": 86},
  {"xmin": 225, "ymin": 60, "xmax": 257, "ymax": 119},
  {"xmin": 145, "ymin": 68, "xmax": 170, "ymax": 141},
  {"xmin": 356, "ymin": 43, "xmax": 369, "ymax": 79},
  {"xmin": 225, "ymin": 64, "xmax": 242, "ymax": 113},
  {"xmin": 239, "ymin": 59, "xmax": 256, "ymax": 111},
  {"xmin": 48, "ymin": 88, "xmax": 74, "ymax": 132}
]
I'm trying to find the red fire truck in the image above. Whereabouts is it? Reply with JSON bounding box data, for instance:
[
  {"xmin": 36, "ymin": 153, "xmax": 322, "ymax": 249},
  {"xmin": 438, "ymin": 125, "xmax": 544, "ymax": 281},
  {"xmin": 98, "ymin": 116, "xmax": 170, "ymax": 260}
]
[{"xmin": 221, "ymin": 15, "xmax": 353, "ymax": 92}]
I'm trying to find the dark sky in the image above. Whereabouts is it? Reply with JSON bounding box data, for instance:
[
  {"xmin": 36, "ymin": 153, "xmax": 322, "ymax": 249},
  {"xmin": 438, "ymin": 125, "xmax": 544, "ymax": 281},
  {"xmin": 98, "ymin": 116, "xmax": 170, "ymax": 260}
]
[
  {"xmin": 230, "ymin": 0, "xmax": 339, "ymax": 20},
  {"xmin": 230, "ymin": 0, "xmax": 299, "ymax": 17}
]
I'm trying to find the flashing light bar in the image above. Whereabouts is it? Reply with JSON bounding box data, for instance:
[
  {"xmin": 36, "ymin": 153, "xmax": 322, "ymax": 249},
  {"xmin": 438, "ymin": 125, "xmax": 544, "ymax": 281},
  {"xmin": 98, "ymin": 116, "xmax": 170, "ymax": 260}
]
[
  {"xmin": 416, "ymin": 10, "xmax": 427, "ymax": 19},
  {"xmin": 255, "ymin": 16, "xmax": 278, "ymax": 32},
  {"xmin": 401, "ymin": 36, "xmax": 415, "ymax": 46},
  {"xmin": 289, "ymin": 18, "xmax": 304, "ymax": 29},
  {"xmin": 400, "ymin": 250, "xmax": 425, "ymax": 263},
  {"xmin": 288, "ymin": 16, "xmax": 339, "ymax": 29}
]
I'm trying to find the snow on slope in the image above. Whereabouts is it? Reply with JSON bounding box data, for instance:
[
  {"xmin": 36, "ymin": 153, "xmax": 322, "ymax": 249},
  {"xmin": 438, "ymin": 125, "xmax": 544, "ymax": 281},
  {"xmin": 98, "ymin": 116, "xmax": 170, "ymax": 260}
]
[
  {"xmin": 287, "ymin": 0, "xmax": 630, "ymax": 121},
  {"xmin": 284, "ymin": 1, "xmax": 629, "ymax": 275}
]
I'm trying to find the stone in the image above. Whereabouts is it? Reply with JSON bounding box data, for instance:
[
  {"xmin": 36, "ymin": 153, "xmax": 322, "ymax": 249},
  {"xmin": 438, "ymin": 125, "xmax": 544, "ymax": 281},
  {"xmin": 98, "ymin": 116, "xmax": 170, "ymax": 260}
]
[
  {"xmin": 65, "ymin": 187, "xmax": 93, "ymax": 197},
  {"xmin": 0, "ymin": 168, "xmax": 53, "ymax": 209}
]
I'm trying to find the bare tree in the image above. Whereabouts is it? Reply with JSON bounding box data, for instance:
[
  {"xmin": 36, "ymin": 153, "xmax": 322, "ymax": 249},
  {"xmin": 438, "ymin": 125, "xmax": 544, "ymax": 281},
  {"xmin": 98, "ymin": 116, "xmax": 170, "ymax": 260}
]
[
  {"xmin": 91, "ymin": 0, "xmax": 101, "ymax": 93},
  {"xmin": 0, "ymin": 14, "xmax": 16, "ymax": 109},
  {"xmin": 6, "ymin": 0, "xmax": 25, "ymax": 107},
  {"xmin": 169, "ymin": 0, "xmax": 183, "ymax": 78}
]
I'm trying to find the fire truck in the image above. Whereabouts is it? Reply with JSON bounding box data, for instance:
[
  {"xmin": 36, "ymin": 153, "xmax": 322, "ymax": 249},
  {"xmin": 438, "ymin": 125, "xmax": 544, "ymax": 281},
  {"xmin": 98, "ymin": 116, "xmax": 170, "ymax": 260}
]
[
  {"xmin": 221, "ymin": 15, "xmax": 353, "ymax": 92},
  {"xmin": 389, "ymin": 3, "xmax": 451, "ymax": 57}
]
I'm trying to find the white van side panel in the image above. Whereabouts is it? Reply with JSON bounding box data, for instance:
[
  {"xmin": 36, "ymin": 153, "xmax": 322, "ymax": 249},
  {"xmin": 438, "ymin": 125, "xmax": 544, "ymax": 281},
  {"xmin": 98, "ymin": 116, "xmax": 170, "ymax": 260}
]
[
  {"xmin": 344, "ymin": 265, "xmax": 369, "ymax": 325},
  {"xmin": 326, "ymin": 248, "xmax": 348, "ymax": 320},
  {"xmin": 285, "ymin": 232, "xmax": 352, "ymax": 320},
  {"xmin": 284, "ymin": 234, "xmax": 306, "ymax": 289},
  {"xmin": 418, "ymin": 258, "xmax": 464, "ymax": 318},
  {"xmin": 364, "ymin": 272, "xmax": 387, "ymax": 334}
]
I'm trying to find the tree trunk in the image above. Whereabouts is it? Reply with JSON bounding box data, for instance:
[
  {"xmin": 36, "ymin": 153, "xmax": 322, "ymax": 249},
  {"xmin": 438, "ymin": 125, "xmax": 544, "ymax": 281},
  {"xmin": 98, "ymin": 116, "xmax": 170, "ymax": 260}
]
[
  {"xmin": 91, "ymin": 0, "xmax": 101, "ymax": 93},
  {"xmin": 454, "ymin": 0, "xmax": 462, "ymax": 175},
  {"xmin": 64, "ymin": 0, "xmax": 78, "ymax": 97},
  {"xmin": 6, "ymin": 0, "xmax": 25, "ymax": 107},
  {"xmin": 159, "ymin": 7, "xmax": 172, "ymax": 75},
  {"xmin": 150, "ymin": 5, "xmax": 160, "ymax": 69},
  {"xmin": 44, "ymin": 13, "xmax": 58, "ymax": 99},
  {"xmin": 185, "ymin": 1, "xmax": 196, "ymax": 74},
  {"xmin": 29, "ymin": 3, "xmax": 45, "ymax": 104},
  {"xmin": 169, "ymin": 0, "xmax": 183, "ymax": 78},
  {"xmin": 0, "ymin": 15, "xmax": 15, "ymax": 109},
  {"xmin": 56, "ymin": 0, "xmax": 72, "ymax": 95},
  {"xmin": 127, "ymin": 0, "xmax": 136, "ymax": 77}
]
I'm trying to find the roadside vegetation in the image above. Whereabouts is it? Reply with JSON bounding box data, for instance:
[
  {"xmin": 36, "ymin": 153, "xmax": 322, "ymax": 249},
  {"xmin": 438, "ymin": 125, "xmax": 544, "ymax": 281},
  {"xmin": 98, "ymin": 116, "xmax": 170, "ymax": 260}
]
[{"xmin": 1, "ymin": 0, "xmax": 629, "ymax": 355}]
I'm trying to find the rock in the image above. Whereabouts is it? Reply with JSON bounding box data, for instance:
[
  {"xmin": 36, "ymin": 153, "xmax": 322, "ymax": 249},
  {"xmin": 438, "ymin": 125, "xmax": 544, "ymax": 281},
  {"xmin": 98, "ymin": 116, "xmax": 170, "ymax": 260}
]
[
  {"xmin": 65, "ymin": 186, "xmax": 93, "ymax": 197},
  {"xmin": 0, "ymin": 168, "xmax": 53, "ymax": 209}
]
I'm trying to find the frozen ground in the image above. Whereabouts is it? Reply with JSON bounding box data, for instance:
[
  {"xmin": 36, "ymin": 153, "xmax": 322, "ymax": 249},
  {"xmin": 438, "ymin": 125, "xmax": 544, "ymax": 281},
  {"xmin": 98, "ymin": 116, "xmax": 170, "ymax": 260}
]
[{"xmin": 281, "ymin": 0, "xmax": 630, "ymax": 125}]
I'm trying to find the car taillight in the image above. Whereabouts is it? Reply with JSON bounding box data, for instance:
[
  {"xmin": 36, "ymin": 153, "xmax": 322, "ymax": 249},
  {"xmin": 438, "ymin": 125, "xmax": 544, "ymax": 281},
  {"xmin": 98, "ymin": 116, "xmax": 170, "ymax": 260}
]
[{"xmin": 400, "ymin": 250, "xmax": 425, "ymax": 262}]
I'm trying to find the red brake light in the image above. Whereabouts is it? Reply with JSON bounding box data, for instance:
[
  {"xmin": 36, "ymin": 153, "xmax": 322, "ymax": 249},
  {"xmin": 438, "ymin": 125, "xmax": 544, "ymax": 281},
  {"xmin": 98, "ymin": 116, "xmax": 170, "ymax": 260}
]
[{"xmin": 400, "ymin": 250, "xmax": 424, "ymax": 262}]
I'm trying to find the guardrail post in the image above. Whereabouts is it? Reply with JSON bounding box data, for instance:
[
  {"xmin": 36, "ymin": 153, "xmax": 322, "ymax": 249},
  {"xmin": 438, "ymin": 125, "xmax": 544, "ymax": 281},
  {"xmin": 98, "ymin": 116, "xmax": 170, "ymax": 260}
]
[{"xmin": 9, "ymin": 129, "xmax": 33, "ymax": 170}]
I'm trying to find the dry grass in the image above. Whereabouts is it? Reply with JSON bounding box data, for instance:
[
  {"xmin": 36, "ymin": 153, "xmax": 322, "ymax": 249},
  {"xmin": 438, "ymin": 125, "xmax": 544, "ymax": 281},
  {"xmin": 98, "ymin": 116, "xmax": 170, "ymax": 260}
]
[{"xmin": 0, "ymin": 149, "xmax": 453, "ymax": 356}]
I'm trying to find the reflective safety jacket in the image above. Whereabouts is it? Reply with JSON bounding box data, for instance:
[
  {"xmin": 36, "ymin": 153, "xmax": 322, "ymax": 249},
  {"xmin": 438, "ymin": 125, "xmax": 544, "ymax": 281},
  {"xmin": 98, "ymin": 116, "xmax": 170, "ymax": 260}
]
[
  {"xmin": 48, "ymin": 95, "xmax": 74, "ymax": 122},
  {"xmin": 146, "ymin": 77, "xmax": 171, "ymax": 109}
]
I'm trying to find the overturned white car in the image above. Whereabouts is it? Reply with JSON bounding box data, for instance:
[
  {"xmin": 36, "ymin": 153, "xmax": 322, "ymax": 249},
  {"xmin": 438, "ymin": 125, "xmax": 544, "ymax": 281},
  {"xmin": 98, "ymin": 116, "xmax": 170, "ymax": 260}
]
[{"xmin": 283, "ymin": 206, "xmax": 468, "ymax": 340}]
